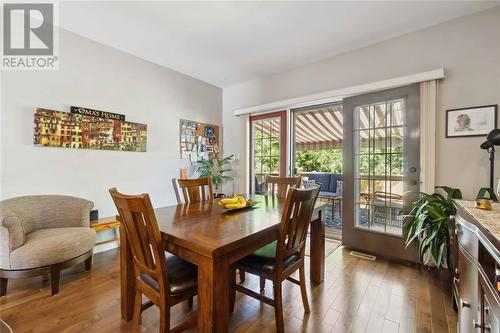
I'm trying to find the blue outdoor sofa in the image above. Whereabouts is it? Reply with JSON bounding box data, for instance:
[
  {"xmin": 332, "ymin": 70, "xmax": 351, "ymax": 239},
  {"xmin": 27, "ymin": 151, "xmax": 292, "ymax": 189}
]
[{"xmin": 299, "ymin": 172, "xmax": 343, "ymax": 197}]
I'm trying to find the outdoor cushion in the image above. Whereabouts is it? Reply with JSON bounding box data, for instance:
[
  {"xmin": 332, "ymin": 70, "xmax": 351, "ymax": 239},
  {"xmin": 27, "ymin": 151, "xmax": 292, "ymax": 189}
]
[
  {"xmin": 8, "ymin": 227, "xmax": 96, "ymax": 270},
  {"xmin": 304, "ymin": 173, "xmax": 330, "ymax": 192},
  {"xmin": 328, "ymin": 174, "xmax": 343, "ymax": 193},
  {"xmin": 319, "ymin": 191, "xmax": 342, "ymax": 198},
  {"xmin": 336, "ymin": 180, "xmax": 343, "ymax": 195}
]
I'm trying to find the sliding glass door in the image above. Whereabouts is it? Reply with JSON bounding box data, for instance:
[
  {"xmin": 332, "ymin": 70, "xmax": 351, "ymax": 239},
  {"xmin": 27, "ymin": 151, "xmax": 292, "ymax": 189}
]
[
  {"xmin": 343, "ymin": 84, "xmax": 419, "ymax": 261},
  {"xmin": 291, "ymin": 103, "xmax": 344, "ymax": 240},
  {"xmin": 249, "ymin": 111, "xmax": 287, "ymax": 194}
]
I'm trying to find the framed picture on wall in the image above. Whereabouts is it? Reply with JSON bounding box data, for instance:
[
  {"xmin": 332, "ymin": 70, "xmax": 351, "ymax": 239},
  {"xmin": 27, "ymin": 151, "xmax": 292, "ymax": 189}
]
[{"xmin": 446, "ymin": 105, "xmax": 497, "ymax": 138}]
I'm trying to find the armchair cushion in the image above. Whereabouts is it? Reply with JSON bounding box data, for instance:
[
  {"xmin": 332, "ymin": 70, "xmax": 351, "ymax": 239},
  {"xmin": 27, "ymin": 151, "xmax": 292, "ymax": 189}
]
[
  {"xmin": 8, "ymin": 227, "xmax": 96, "ymax": 270},
  {"xmin": 1, "ymin": 195, "xmax": 94, "ymax": 233}
]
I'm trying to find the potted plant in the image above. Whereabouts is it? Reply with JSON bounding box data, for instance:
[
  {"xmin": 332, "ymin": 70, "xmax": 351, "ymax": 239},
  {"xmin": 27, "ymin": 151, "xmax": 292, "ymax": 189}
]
[
  {"xmin": 196, "ymin": 154, "xmax": 235, "ymax": 198},
  {"xmin": 402, "ymin": 186, "xmax": 462, "ymax": 268}
]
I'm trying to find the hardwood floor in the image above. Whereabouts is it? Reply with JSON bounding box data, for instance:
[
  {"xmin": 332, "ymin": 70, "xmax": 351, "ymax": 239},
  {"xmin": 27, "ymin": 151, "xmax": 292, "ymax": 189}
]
[{"xmin": 0, "ymin": 247, "xmax": 456, "ymax": 333}]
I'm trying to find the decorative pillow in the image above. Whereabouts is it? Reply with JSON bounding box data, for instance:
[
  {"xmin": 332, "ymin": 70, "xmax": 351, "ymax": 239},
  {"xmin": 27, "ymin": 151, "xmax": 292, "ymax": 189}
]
[
  {"xmin": 303, "ymin": 180, "xmax": 317, "ymax": 189},
  {"xmin": 253, "ymin": 241, "xmax": 277, "ymax": 258},
  {"xmin": 337, "ymin": 180, "xmax": 343, "ymax": 194}
]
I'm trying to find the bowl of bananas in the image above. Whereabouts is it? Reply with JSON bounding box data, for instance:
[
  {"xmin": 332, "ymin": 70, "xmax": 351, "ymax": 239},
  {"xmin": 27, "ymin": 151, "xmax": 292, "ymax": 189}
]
[{"xmin": 217, "ymin": 195, "xmax": 257, "ymax": 211}]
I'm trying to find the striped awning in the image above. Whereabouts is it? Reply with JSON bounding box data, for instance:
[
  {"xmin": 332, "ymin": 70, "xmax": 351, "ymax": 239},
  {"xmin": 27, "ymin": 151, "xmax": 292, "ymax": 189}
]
[
  {"xmin": 294, "ymin": 104, "xmax": 343, "ymax": 151},
  {"xmin": 254, "ymin": 102, "xmax": 403, "ymax": 151}
]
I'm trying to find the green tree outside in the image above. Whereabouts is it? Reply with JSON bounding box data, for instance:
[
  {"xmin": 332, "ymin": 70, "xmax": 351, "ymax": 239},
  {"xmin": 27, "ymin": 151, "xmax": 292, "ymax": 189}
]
[{"xmin": 295, "ymin": 147, "xmax": 403, "ymax": 175}]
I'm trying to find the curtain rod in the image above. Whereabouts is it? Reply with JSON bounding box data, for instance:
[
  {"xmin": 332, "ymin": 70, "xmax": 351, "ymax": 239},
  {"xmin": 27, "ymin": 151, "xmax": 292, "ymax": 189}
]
[{"xmin": 233, "ymin": 68, "xmax": 445, "ymax": 116}]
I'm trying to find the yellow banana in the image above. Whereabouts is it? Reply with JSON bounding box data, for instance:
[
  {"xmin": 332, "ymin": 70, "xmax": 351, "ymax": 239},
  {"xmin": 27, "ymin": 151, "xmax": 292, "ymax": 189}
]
[
  {"xmin": 220, "ymin": 196, "xmax": 238, "ymax": 204},
  {"xmin": 225, "ymin": 196, "xmax": 247, "ymax": 209}
]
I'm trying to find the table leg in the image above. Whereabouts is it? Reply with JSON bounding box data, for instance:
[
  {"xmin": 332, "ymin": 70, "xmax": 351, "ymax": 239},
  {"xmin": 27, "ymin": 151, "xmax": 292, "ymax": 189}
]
[
  {"xmin": 197, "ymin": 257, "xmax": 231, "ymax": 333},
  {"xmin": 119, "ymin": 225, "xmax": 135, "ymax": 321},
  {"xmin": 310, "ymin": 211, "xmax": 325, "ymax": 285}
]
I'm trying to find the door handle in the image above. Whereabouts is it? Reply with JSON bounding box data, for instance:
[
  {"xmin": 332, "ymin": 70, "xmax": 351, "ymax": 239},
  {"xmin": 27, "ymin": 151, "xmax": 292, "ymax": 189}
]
[{"xmin": 409, "ymin": 166, "xmax": 417, "ymax": 173}]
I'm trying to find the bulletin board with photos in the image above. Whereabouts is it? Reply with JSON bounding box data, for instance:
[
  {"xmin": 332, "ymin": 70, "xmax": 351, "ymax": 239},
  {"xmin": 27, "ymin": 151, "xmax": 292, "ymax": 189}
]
[{"xmin": 179, "ymin": 119, "xmax": 220, "ymax": 163}]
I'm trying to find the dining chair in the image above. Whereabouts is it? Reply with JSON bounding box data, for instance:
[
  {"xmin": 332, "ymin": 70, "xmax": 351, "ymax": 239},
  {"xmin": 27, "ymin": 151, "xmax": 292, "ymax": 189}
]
[
  {"xmin": 230, "ymin": 186, "xmax": 320, "ymax": 333},
  {"xmin": 109, "ymin": 188, "xmax": 198, "ymax": 333},
  {"xmin": 172, "ymin": 177, "xmax": 213, "ymax": 204},
  {"xmin": 171, "ymin": 177, "xmax": 246, "ymax": 283},
  {"xmin": 264, "ymin": 175, "xmax": 302, "ymax": 198}
]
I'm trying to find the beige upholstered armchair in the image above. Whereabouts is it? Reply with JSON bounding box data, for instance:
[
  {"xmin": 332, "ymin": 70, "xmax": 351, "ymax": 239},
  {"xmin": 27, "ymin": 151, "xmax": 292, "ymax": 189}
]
[{"xmin": 0, "ymin": 195, "xmax": 96, "ymax": 296}]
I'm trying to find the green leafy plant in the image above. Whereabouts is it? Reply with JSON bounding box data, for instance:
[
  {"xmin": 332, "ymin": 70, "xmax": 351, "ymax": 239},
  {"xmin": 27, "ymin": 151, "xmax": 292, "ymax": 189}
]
[
  {"xmin": 402, "ymin": 186, "xmax": 462, "ymax": 268},
  {"xmin": 196, "ymin": 154, "xmax": 235, "ymax": 195}
]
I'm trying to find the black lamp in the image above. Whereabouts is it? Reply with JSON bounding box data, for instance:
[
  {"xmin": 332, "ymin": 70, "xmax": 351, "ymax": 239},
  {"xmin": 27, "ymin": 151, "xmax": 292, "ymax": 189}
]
[{"xmin": 480, "ymin": 129, "xmax": 500, "ymax": 190}]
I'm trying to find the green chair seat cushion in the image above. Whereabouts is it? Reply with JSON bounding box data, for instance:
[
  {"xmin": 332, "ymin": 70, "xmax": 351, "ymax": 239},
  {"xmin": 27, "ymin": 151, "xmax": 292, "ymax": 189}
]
[{"xmin": 253, "ymin": 241, "xmax": 277, "ymax": 258}]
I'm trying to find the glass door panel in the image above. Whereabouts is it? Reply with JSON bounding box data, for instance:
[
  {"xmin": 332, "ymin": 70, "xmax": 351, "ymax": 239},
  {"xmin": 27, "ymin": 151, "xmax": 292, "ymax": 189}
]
[
  {"xmin": 290, "ymin": 103, "xmax": 343, "ymax": 240},
  {"xmin": 249, "ymin": 111, "xmax": 286, "ymax": 194},
  {"xmin": 343, "ymin": 84, "xmax": 420, "ymax": 262},
  {"xmin": 354, "ymin": 99, "xmax": 405, "ymax": 236}
]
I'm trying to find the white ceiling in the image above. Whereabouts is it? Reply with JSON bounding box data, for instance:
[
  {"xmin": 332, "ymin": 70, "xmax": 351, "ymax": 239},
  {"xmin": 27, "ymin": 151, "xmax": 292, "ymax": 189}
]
[{"xmin": 59, "ymin": 1, "xmax": 500, "ymax": 88}]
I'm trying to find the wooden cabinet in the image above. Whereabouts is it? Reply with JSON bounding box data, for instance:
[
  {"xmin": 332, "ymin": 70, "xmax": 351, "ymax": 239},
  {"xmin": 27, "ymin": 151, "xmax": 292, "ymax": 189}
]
[
  {"xmin": 457, "ymin": 245, "xmax": 479, "ymax": 333},
  {"xmin": 481, "ymin": 283, "xmax": 499, "ymax": 332},
  {"xmin": 454, "ymin": 211, "xmax": 500, "ymax": 333}
]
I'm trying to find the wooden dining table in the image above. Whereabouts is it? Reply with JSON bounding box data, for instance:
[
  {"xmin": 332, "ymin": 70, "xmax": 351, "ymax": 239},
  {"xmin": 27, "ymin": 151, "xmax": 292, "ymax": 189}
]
[{"xmin": 119, "ymin": 194, "xmax": 326, "ymax": 333}]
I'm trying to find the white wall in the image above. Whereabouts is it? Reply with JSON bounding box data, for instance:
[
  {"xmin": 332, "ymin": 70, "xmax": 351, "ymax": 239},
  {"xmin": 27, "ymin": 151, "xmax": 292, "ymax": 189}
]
[
  {"xmin": 1, "ymin": 28, "xmax": 222, "ymax": 219},
  {"xmin": 223, "ymin": 7, "xmax": 500, "ymax": 200}
]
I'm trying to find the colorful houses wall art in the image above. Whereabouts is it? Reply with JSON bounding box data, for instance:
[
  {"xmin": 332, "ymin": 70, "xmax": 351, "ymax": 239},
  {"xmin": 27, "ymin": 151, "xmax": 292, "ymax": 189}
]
[{"xmin": 34, "ymin": 108, "xmax": 147, "ymax": 152}]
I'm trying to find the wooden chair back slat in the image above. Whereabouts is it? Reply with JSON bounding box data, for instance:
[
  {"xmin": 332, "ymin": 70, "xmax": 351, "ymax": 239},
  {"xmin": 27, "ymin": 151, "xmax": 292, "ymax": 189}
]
[
  {"xmin": 276, "ymin": 187, "xmax": 320, "ymax": 261},
  {"xmin": 109, "ymin": 188, "xmax": 168, "ymax": 287},
  {"xmin": 265, "ymin": 176, "xmax": 302, "ymax": 198},
  {"xmin": 172, "ymin": 177, "xmax": 213, "ymax": 204}
]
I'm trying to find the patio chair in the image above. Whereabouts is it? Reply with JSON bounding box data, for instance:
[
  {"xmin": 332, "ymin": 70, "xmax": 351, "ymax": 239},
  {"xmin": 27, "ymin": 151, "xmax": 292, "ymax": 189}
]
[{"xmin": 370, "ymin": 191, "xmax": 403, "ymax": 229}]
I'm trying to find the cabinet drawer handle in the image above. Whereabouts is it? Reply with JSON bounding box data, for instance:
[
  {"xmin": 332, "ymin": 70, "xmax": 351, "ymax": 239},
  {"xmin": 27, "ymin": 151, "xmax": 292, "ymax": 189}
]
[
  {"xmin": 473, "ymin": 320, "xmax": 483, "ymax": 329},
  {"xmin": 473, "ymin": 320, "xmax": 492, "ymax": 332},
  {"xmin": 460, "ymin": 299, "xmax": 470, "ymax": 308},
  {"xmin": 454, "ymin": 277, "xmax": 460, "ymax": 284},
  {"xmin": 455, "ymin": 268, "xmax": 459, "ymax": 274}
]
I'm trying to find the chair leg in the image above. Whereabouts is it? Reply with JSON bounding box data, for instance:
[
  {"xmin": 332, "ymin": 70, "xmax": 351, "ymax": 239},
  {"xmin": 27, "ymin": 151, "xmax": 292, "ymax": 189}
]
[
  {"xmin": 273, "ymin": 282, "xmax": 284, "ymax": 333},
  {"xmin": 299, "ymin": 265, "xmax": 310, "ymax": 313},
  {"xmin": 132, "ymin": 291, "xmax": 142, "ymax": 333},
  {"xmin": 0, "ymin": 278, "xmax": 7, "ymax": 297},
  {"xmin": 186, "ymin": 296, "xmax": 193, "ymax": 310},
  {"xmin": 84, "ymin": 255, "xmax": 93, "ymax": 271},
  {"xmin": 50, "ymin": 266, "xmax": 60, "ymax": 295},
  {"xmin": 239, "ymin": 269, "xmax": 245, "ymax": 283},
  {"xmin": 260, "ymin": 276, "xmax": 266, "ymax": 292},
  {"xmin": 159, "ymin": 304, "xmax": 170, "ymax": 333},
  {"xmin": 230, "ymin": 269, "xmax": 236, "ymax": 313}
]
